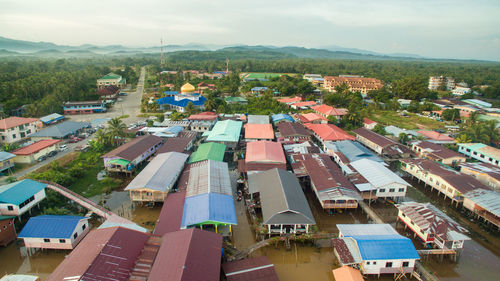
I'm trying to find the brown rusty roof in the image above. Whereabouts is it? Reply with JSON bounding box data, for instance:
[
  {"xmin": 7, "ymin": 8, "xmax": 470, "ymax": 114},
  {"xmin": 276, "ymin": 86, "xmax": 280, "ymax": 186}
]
[
  {"xmin": 302, "ymin": 155, "xmax": 357, "ymax": 192},
  {"xmin": 148, "ymin": 229, "xmax": 222, "ymax": 281},
  {"xmin": 222, "ymin": 256, "xmax": 280, "ymax": 281},
  {"xmin": 156, "ymin": 132, "xmax": 196, "ymax": 154},
  {"xmin": 153, "ymin": 191, "xmax": 186, "ymax": 236},
  {"xmin": 352, "ymin": 127, "xmax": 396, "ymax": 148},
  {"xmin": 103, "ymin": 135, "xmax": 163, "ymax": 161},
  {"xmin": 238, "ymin": 159, "xmax": 287, "ymax": 173},
  {"xmin": 332, "ymin": 238, "xmax": 355, "ymax": 264},
  {"xmin": 412, "ymin": 141, "xmax": 463, "ymax": 160},
  {"xmin": 277, "ymin": 122, "xmax": 311, "ymax": 138}
]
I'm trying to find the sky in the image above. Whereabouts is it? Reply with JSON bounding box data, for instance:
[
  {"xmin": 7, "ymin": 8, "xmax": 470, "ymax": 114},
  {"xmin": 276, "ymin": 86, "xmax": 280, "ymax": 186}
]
[{"xmin": 1, "ymin": 0, "xmax": 500, "ymax": 61}]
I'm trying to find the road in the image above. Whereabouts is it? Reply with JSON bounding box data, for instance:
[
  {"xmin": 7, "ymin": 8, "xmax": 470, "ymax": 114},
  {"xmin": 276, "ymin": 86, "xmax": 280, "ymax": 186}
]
[
  {"xmin": 0, "ymin": 67, "xmax": 147, "ymax": 184},
  {"xmin": 68, "ymin": 66, "xmax": 147, "ymax": 126}
]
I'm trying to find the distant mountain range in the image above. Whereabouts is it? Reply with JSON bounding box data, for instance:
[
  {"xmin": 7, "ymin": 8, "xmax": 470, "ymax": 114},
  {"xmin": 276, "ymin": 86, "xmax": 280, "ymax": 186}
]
[{"xmin": 0, "ymin": 36, "xmax": 492, "ymax": 62}]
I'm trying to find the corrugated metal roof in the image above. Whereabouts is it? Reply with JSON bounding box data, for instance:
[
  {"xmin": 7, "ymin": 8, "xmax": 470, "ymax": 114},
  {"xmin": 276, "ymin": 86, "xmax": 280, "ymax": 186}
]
[
  {"xmin": 181, "ymin": 193, "xmax": 237, "ymax": 227},
  {"xmin": 186, "ymin": 160, "xmax": 232, "ymax": 197},
  {"xmin": 248, "ymin": 168, "xmax": 315, "ymax": 225},
  {"xmin": 325, "ymin": 140, "xmax": 383, "ymax": 163},
  {"xmin": 0, "ymin": 275, "xmax": 40, "ymax": 281},
  {"xmin": 29, "ymin": 121, "xmax": 89, "ymax": 138},
  {"xmin": 247, "ymin": 115, "xmax": 270, "ymax": 124},
  {"xmin": 0, "ymin": 151, "xmax": 15, "ymax": 161},
  {"xmin": 332, "ymin": 266, "xmax": 364, "ymax": 281},
  {"xmin": 40, "ymin": 113, "xmax": 64, "ymax": 124},
  {"xmin": 12, "ymin": 139, "xmax": 61, "ymax": 156},
  {"xmin": 125, "ymin": 152, "xmax": 188, "ymax": 192},
  {"xmin": 277, "ymin": 122, "xmax": 310, "ymax": 138},
  {"xmin": 188, "ymin": 142, "xmax": 226, "ymax": 164},
  {"xmin": 0, "ymin": 179, "xmax": 46, "ymax": 205},
  {"xmin": 245, "ymin": 141, "xmax": 286, "ymax": 164},
  {"xmin": 103, "ymin": 135, "xmax": 164, "ymax": 161},
  {"xmin": 304, "ymin": 123, "xmax": 355, "ymax": 142},
  {"xmin": 154, "ymin": 191, "xmax": 186, "ymax": 236},
  {"xmin": 149, "ymin": 229, "xmax": 222, "ymax": 281},
  {"xmin": 206, "ymin": 120, "xmax": 242, "ymax": 143},
  {"xmin": 464, "ymin": 189, "xmax": 500, "ymax": 217},
  {"xmin": 272, "ymin": 113, "xmax": 294, "ymax": 123},
  {"xmin": 244, "ymin": 124, "xmax": 274, "ymax": 139},
  {"xmin": 222, "ymin": 256, "xmax": 279, "ymax": 281},
  {"xmin": 18, "ymin": 215, "xmax": 88, "ymax": 239},
  {"xmin": 97, "ymin": 221, "xmax": 148, "ymax": 233},
  {"xmin": 350, "ymin": 235, "xmax": 420, "ymax": 260},
  {"xmin": 338, "ymin": 224, "xmax": 398, "ymax": 236},
  {"xmin": 350, "ymin": 158, "xmax": 409, "ymax": 188}
]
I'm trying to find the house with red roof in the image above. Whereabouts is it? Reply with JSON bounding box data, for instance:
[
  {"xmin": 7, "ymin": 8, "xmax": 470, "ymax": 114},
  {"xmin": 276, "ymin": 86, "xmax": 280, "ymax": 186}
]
[
  {"xmin": 291, "ymin": 101, "xmax": 317, "ymax": 109},
  {"xmin": 295, "ymin": 113, "xmax": 328, "ymax": 124},
  {"xmin": 304, "ymin": 123, "xmax": 355, "ymax": 146},
  {"xmin": 0, "ymin": 117, "xmax": 40, "ymax": 144},
  {"xmin": 363, "ymin": 118, "xmax": 377, "ymax": 130},
  {"xmin": 187, "ymin": 111, "xmax": 218, "ymax": 121},
  {"xmin": 12, "ymin": 139, "xmax": 61, "ymax": 164},
  {"xmin": 417, "ymin": 130, "xmax": 455, "ymax": 144},
  {"xmin": 312, "ymin": 104, "xmax": 347, "ymax": 119},
  {"xmin": 238, "ymin": 141, "xmax": 286, "ymax": 173},
  {"xmin": 244, "ymin": 124, "xmax": 274, "ymax": 141},
  {"xmin": 278, "ymin": 96, "xmax": 302, "ymax": 105}
]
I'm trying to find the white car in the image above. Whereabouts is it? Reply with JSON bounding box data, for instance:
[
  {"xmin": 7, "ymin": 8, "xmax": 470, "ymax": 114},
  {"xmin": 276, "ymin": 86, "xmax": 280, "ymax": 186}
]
[{"xmin": 60, "ymin": 145, "xmax": 68, "ymax": 151}]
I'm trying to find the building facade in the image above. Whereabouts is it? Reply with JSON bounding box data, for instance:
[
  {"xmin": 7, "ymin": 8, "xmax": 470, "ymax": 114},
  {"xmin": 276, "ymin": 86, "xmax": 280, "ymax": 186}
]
[
  {"xmin": 0, "ymin": 117, "xmax": 40, "ymax": 144},
  {"xmin": 63, "ymin": 101, "xmax": 107, "ymax": 115}
]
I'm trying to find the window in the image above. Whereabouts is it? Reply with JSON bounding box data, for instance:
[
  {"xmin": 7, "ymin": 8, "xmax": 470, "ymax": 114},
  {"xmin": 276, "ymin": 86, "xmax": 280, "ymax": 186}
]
[
  {"xmin": 7, "ymin": 206, "xmax": 13, "ymax": 211},
  {"xmin": 379, "ymin": 189, "xmax": 385, "ymax": 193},
  {"xmin": 399, "ymin": 188, "xmax": 405, "ymax": 192},
  {"xmin": 73, "ymin": 233, "xmax": 78, "ymax": 239},
  {"xmin": 12, "ymin": 134, "xmax": 16, "ymax": 139},
  {"xmin": 44, "ymin": 239, "xmax": 50, "ymax": 243},
  {"xmin": 386, "ymin": 262, "xmax": 393, "ymax": 268},
  {"xmin": 402, "ymin": 261, "xmax": 409, "ymax": 267},
  {"xmin": 389, "ymin": 188, "xmax": 395, "ymax": 192},
  {"xmin": 367, "ymin": 261, "xmax": 371, "ymax": 265},
  {"xmin": 3, "ymin": 226, "xmax": 6, "ymax": 230},
  {"xmin": 82, "ymin": 224, "xmax": 86, "ymax": 230},
  {"xmin": 59, "ymin": 239, "xmax": 66, "ymax": 243},
  {"xmin": 373, "ymin": 262, "xmax": 377, "ymax": 265}
]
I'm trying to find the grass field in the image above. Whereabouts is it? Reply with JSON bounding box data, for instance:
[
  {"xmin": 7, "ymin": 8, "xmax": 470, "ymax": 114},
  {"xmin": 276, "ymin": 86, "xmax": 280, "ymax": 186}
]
[
  {"xmin": 242, "ymin": 72, "xmax": 288, "ymax": 79},
  {"xmin": 368, "ymin": 110, "xmax": 447, "ymax": 130}
]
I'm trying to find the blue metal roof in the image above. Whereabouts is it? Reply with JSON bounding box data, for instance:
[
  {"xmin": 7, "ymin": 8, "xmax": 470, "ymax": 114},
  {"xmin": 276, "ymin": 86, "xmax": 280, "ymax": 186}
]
[
  {"xmin": 181, "ymin": 193, "xmax": 237, "ymax": 227},
  {"xmin": 272, "ymin": 114, "xmax": 294, "ymax": 123},
  {"xmin": 327, "ymin": 140, "xmax": 383, "ymax": 163},
  {"xmin": 350, "ymin": 235, "xmax": 420, "ymax": 260},
  {"xmin": 0, "ymin": 179, "xmax": 46, "ymax": 205},
  {"xmin": 0, "ymin": 151, "xmax": 16, "ymax": 162},
  {"xmin": 164, "ymin": 91, "xmax": 179, "ymax": 95},
  {"xmin": 251, "ymin": 87, "xmax": 268, "ymax": 91},
  {"xmin": 18, "ymin": 215, "xmax": 88, "ymax": 239},
  {"xmin": 156, "ymin": 96, "xmax": 207, "ymax": 107},
  {"xmin": 29, "ymin": 121, "xmax": 90, "ymax": 138}
]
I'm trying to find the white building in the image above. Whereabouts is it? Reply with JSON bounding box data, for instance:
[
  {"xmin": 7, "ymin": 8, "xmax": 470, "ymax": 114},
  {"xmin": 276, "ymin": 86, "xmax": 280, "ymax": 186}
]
[
  {"xmin": 452, "ymin": 87, "xmax": 471, "ymax": 96},
  {"xmin": 0, "ymin": 180, "xmax": 47, "ymax": 216},
  {"xmin": 332, "ymin": 224, "xmax": 419, "ymax": 275},
  {"xmin": 0, "ymin": 117, "xmax": 40, "ymax": 144},
  {"xmin": 97, "ymin": 73, "xmax": 126, "ymax": 89}
]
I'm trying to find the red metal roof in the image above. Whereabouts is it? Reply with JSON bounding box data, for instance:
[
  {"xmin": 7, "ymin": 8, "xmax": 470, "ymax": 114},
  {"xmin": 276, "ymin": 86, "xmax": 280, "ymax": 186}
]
[
  {"xmin": 188, "ymin": 112, "xmax": 218, "ymax": 121},
  {"xmin": 332, "ymin": 238, "xmax": 355, "ymax": 264},
  {"xmin": 244, "ymin": 124, "xmax": 274, "ymax": 139},
  {"xmin": 300, "ymin": 113, "xmax": 328, "ymax": 122},
  {"xmin": 278, "ymin": 96, "xmax": 302, "ymax": 103},
  {"xmin": 292, "ymin": 101, "xmax": 316, "ymax": 107},
  {"xmin": 154, "ymin": 191, "xmax": 186, "ymax": 236},
  {"xmin": 304, "ymin": 123, "xmax": 355, "ymax": 142},
  {"xmin": 12, "ymin": 139, "xmax": 61, "ymax": 155},
  {"xmin": 277, "ymin": 122, "xmax": 311, "ymax": 138},
  {"xmin": 363, "ymin": 117, "xmax": 376, "ymax": 125},
  {"xmin": 47, "ymin": 227, "xmax": 149, "ymax": 281},
  {"xmin": 222, "ymin": 256, "xmax": 280, "ymax": 281},
  {"xmin": 417, "ymin": 130, "xmax": 455, "ymax": 141},
  {"xmin": 245, "ymin": 141, "xmax": 286, "ymax": 164},
  {"xmin": 148, "ymin": 228, "xmax": 222, "ymax": 281},
  {"xmin": 301, "ymin": 154, "xmax": 357, "ymax": 192},
  {"xmin": 0, "ymin": 117, "xmax": 39, "ymax": 130},
  {"xmin": 312, "ymin": 105, "xmax": 347, "ymax": 117}
]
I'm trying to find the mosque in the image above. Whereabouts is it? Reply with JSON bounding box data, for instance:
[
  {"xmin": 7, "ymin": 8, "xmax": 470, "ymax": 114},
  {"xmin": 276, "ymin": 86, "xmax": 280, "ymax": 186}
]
[{"xmin": 156, "ymin": 83, "xmax": 206, "ymax": 113}]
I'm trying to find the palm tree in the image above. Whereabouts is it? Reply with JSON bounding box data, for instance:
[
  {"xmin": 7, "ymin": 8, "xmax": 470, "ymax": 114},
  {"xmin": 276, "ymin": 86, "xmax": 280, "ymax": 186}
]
[{"xmin": 106, "ymin": 117, "xmax": 127, "ymax": 146}]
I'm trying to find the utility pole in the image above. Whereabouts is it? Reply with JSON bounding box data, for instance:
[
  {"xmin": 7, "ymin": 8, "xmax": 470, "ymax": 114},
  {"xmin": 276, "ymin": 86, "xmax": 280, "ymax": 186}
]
[{"xmin": 226, "ymin": 58, "xmax": 229, "ymax": 73}]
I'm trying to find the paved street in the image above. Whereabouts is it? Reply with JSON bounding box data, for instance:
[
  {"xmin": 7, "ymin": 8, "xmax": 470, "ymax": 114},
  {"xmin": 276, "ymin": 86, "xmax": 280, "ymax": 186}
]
[
  {"xmin": 68, "ymin": 66, "xmax": 147, "ymax": 126},
  {"xmin": 0, "ymin": 66, "xmax": 147, "ymax": 184}
]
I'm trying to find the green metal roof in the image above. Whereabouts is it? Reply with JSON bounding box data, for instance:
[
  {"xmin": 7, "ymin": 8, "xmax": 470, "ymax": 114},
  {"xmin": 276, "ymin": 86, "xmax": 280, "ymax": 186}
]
[
  {"xmin": 206, "ymin": 120, "xmax": 242, "ymax": 143},
  {"xmin": 0, "ymin": 179, "xmax": 46, "ymax": 205},
  {"xmin": 0, "ymin": 215, "xmax": 14, "ymax": 221},
  {"xmin": 107, "ymin": 158, "xmax": 131, "ymax": 166},
  {"xmin": 188, "ymin": 142, "xmax": 226, "ymax": 164},
  {"xmin": 99, "ymin": 73, "xmax": 121, "ymax": 80}
]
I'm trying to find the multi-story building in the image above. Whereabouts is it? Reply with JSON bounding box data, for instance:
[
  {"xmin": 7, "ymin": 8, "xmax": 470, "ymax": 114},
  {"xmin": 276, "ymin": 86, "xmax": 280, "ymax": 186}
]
[
  {"xmin": 63, "ymin": 101, "xmax": 107, "ymax": 115},
  {"xmin": 0, "ymin": 117, "xmax": 40, "ymax": 144},
  {"xmin": 323, "ymin": 75, "xmax": 383, "ymax": 94},
  {"xmin": 428, "ymin": 76, "xmax": 455, "ymax": 90},
  {"xmin": 458, "ymin": 143, "xmax": 500, "ymax": 167},
  {"xmin": 96, "ymin": 73, "xmax": 126, "ymax": 89}
]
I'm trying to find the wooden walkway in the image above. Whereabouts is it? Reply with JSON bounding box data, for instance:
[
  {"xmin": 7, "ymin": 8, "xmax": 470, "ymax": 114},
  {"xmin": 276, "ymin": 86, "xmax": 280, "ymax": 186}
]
[
  {"xmin": 358, "ymin": 201, "xmax": 385, "ymax": 223},
  {"xmin": 42, "ymin": 180, "xmax": 113, "ymax": 218},
  {"xmin": 418, "ymin": 249, "xmax": 456, "ymax": 255}
]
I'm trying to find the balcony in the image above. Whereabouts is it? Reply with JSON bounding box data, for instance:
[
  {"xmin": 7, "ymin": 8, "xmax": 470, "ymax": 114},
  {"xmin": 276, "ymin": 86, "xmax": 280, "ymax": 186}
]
[{"xmin": 323, "ymin": 202, "xmax": 358, "ymax": 209}]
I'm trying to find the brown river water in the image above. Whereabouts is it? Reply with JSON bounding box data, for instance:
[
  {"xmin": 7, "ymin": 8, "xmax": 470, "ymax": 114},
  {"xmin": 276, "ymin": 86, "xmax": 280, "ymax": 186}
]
[{"xmin": 1, "ymin": 175, "xmax": 499, "ymax": 281}]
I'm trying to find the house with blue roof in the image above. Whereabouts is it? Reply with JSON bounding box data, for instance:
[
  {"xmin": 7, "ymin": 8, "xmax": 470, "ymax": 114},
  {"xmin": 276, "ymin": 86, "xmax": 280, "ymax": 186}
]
[
  {"xmin": 181, "ymin": 193, "xmax": 237, "ymax": 233},
  {"xmin": 156, "ymin": 83, "xmax": 206, "ymax": 113},
  {"xmin": 272, "ymin": 113, "xmax": 294, "ymax": 124},
  {"xmin": 18, "ymin": 215, "xmax": 90, "ymax": 250},
  {"xmin": 0, "ymin": 179, "xmax": 47, "ymax": 216},
  {"xmin": 325, "ymin": 140, "xmax": 384, "ymax": 175},
  {"xmin": 332, "ymin": 224, "xmax": 419, "ymax": 275},
  {"xmin": 250, "ymin": 87, "xmax": 269, "ymax": 95},
  {"xmin": 40, "ymin": 113, "xmax": 65, "ymax": 126}
]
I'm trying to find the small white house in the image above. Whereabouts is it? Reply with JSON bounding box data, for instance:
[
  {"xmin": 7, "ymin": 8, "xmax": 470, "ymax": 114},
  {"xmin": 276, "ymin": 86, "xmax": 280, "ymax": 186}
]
[{"xmin": 18, "ymin": 215, "xmax": 90, "ymax": 250}]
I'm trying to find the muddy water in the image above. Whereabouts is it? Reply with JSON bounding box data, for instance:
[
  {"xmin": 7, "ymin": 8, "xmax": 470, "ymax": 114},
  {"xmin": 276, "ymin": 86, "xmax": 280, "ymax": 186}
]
[{"xmin": 403, "ymin": 181, "xmax": 500, "ymax": 281}]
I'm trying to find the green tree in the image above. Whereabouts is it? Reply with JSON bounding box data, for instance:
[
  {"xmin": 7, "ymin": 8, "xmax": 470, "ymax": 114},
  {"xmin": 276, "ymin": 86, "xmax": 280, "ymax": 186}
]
[
  {"xmin": 442, "ymin": 109, "xmax": 460, "ymax": 121},
  {"xmin": 392, "ymin": 76, "xmax": 428, "ymax": 100},
  {"xmin": 373, "ymin": 124, "xmax": 387, "ymax": 135},
  {"xmin": 185, "ymin": 102, "xmax": 196, "ymax": 116},
  {"xmin": 399, "ymin": 133, "xmax": 410, "ymax": 145},
  {"xmin": 106, "ymin": 117, "xmax": 127, "ymax": 146}
]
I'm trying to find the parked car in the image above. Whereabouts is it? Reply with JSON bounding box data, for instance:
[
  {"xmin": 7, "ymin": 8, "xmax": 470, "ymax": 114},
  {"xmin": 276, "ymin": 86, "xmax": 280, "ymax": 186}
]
[
  {"xmin": 37, "ymin": 155, "xmax": 47, "ymax": 162},
  {"xmin": 60, "ymin": 144, "xmax": 68, "ymax": 151},
  {"xmin": 68, "ymin": 137, "xmax": 82, "ymax": 143},
  {"xmin": 120, "ymin": 92, "xmax": 127, "ymax": 96},
  {"xmin": 47, "ymin": 150, "xmax": 57, "ymax": 157}
]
